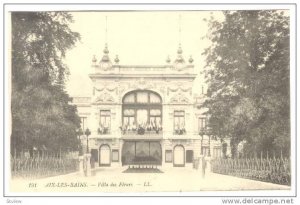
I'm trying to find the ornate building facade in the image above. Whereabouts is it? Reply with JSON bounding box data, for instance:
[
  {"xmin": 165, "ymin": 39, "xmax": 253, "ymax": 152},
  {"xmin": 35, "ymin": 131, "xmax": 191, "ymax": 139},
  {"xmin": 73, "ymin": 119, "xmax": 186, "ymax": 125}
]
[{"xmin": 71, "ymin": 43, "xmax": 229, "ymax": 168}]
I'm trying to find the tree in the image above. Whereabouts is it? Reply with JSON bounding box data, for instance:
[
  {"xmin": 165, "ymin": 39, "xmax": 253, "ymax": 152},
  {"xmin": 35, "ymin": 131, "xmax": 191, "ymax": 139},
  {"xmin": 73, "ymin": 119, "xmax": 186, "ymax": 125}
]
[
  {"xmin": 202, "ymin": 11, "xmax": 290, "ymax": 158},
  {"xmin": 11, "ymin": 12, "xmax": 81, "ymax": 156}
]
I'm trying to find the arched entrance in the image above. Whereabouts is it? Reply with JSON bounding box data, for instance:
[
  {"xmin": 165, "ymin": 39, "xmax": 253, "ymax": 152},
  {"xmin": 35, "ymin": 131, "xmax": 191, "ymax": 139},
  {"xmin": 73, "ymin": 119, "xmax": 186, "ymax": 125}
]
[
  {"xmin": 99, "ymin": 144, "xmax": 111, "ymax": 166},
  {"xmin": 173, "ymin": 145, "xmax": 185, "ymax": 167}
]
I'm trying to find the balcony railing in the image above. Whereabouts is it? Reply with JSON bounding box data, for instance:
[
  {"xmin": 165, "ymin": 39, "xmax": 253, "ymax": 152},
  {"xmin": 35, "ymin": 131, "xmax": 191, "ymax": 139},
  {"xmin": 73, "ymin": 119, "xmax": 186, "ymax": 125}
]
[
  {"xmin": 173, "ymin": 128, "xmax": 186, "ymax": 135},
  {"xmin": 97, "ymin": 127, "xmax": 110, "ymax": 135},
  {"xmin": 120, "ymin": 127, "xmax": 162, "ymax": 135},
  {"xmin": 120, "ymin": 122, "xmax": 163, "ymax": 135}
]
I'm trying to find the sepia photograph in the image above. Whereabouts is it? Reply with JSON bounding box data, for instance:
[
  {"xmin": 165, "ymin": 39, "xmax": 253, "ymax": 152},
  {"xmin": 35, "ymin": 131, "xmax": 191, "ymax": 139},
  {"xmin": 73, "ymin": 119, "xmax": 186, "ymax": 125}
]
[{"xmin": 2, "ymin": 2, "xmax": 297, "ymax": 202}]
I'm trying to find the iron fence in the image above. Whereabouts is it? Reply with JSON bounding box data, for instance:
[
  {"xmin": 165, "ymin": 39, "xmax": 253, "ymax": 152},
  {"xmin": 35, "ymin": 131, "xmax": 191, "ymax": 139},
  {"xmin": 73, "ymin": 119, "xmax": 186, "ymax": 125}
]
[
  {"xmin": 11, "ymin": 155, "xmax": 79, "ymax": 179},
  {"xmin": 211, "ymin": 157, "xmax": 290, "ymax": 186}
]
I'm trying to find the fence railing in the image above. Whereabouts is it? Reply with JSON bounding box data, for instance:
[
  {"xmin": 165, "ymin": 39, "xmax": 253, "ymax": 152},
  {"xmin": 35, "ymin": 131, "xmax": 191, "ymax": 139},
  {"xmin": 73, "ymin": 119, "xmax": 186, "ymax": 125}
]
[
  {"xmin": 211, "ymin": 157, "xmax": 290, "ymax": 186},
  {"xmin": 11, "ymin": 155, "xmax": 79, "ymax": 179}
]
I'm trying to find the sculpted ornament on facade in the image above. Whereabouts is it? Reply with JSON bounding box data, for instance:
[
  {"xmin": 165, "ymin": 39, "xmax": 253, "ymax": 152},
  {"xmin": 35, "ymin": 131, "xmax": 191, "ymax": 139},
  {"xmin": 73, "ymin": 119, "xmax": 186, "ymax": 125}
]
[
  {"xmin": 95, "ymin": 139, "xmax": 113, "ymax": 146},
  {"xmin": 94, "ymin": 92, "xmax": 115, "ymax": 104},
  {"xmin": 169, "ymin": 93, "xmax": 190, "ymax": 104},
  {"xmin": 159, "ymin": 85, "xmax": 166, "ymax": 95},
  {"xmin": 118, "ymin": 84, "xmax": 127, "ymax": 96},
  {"xmin": 167, "ymin": 83, "xmax": 192, "ymax": 96},
  {"xmin": 94, "ymin": 84, "xmax": 118, "ymax": 92},
  {"xmin": 118, "ymin": 79, "xmax": 161, "ymax": 102},
  {"xmin": 130, "ymin": 77, "xmax": 156, "ymax": 90},
  {"xmin": 172, "ymin": 140, "xmax": 188, "ymax": 146}
]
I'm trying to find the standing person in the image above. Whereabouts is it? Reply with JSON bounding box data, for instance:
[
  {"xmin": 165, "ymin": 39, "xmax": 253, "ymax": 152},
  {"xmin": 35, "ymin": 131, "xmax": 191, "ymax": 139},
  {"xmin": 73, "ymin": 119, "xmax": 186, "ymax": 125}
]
[{"xmin": 202, "ymin": 156, "xmax": 207, "ymax": 178}]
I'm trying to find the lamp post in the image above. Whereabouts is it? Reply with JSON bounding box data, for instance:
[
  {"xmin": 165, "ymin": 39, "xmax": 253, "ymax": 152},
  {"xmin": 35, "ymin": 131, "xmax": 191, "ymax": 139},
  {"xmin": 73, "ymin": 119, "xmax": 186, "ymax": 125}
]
[
  {"xmin": 76, "ymin": 128, "xmax": 83, "ymax": 155},
  {"xmin": 85, "ymin": 128, "xmax": 91, "ymax": 154}
]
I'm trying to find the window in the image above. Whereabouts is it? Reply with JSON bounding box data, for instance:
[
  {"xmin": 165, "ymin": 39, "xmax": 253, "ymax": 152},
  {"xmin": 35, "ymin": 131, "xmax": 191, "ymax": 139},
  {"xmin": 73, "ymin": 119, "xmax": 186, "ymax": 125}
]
[
  {"xmin": 122, "ymin": 90, "xmax": 162, "ymax": 133},
  {"xmin": 80, "ymin": 117, "xmax": 87, "ymax": 131},
  {"xmin": 137, "ymin": 109, "xmax": 148, "ymax": 125},
  {"xmin": 150, "ymin": 109, "xmax": 162, "ymax": 130},
  {"xmin": 186, "ymin": 150, "xmax": 194, "ymax": 163},
  {"xmin": 174, "ymin": 111, "xmax": 185, "ymax": 134},
  {"xmin": 123, "ymin": 109, "xmax": 136, "ymax": 130},
  {"xmin": 99, "ymin": 110, "xmax": 111, "ymax": 134},
  {"xmin": 136, "ymin": 92, "xmax": 148, "ymax": 103},
  {"xmin": 112, "ymin": 150, "xmax": 119, "ymax": 162},
  {"xmin": 149, "ymin": 93, "xmax": 161, "ymax": 103},
  {"xmin": 198, "ymin": 117, "xmax": 207, "ymax": 131},
  {"xmin": 123, "ymin": 90, "xmax": 162, "ymax": 104},
  {"xmin": 123, "ymin": 93, "xmax": 135, "ymax": 103},
  {"xmin": 165, "ymin": 150, "xmax": 172, "ymax": 163}
]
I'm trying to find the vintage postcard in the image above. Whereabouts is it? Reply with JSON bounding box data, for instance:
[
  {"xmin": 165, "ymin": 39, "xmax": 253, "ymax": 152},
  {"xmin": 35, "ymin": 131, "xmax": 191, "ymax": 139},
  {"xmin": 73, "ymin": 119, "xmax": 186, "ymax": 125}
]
[{"xmin": 2, "ymin": 2, "xmax": 297, "ymax": 201}]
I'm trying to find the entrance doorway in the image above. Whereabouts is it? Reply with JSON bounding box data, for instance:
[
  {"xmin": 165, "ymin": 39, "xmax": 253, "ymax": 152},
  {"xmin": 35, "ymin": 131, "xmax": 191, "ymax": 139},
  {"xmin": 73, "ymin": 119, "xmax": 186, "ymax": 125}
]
[
  {"xmin": 173, "ymin": 145, "xmax": 185, "ymax": 167},
  {"xmin": 99, "ymin": 144, "xmax": 111, "ymax": 166},
  {"xmin": 122, "ymin": 141, "xmax": 162, "ymax": 166}
]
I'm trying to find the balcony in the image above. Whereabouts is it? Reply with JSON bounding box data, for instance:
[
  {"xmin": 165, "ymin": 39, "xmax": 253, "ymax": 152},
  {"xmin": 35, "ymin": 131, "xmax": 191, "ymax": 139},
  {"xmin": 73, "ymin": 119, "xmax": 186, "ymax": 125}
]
[
  {"xmin": 97, "ymin": 127, "xmax": 110, "ymax": 135},
  {"xmin": 173, "ymin": 128, "xmax": 186, "ymax": 135},
  {"xmin": 120, "ymin": 126, "xmax": 162, "ymax": 140}
]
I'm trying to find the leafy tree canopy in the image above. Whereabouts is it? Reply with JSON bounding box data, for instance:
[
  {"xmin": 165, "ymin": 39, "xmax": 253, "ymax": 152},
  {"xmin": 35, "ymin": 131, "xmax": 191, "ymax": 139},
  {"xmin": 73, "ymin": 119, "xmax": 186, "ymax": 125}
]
[
  {"xmin": 202, "ymin": 11, "xmax": 290, "ymax": 158},
  {"xmin": 11, "ymin": 12, "xmax": 81, "ymax": 155}
]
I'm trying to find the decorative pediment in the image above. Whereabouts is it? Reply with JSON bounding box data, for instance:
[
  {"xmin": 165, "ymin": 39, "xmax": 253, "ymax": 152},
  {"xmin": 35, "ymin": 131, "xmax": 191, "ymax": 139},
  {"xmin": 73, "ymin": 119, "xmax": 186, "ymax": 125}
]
[
  {"xmin": 172, "ymin": 139, "xmax": 188, "ymax": 145},
  {"xmin": 94, "ymin": 93, "xmax": 115, "ymax": 104},
  {"xmin": 130, "ymin": 78, "xmax": 155, "ymax": 90},
  {"xmin": 94, "ymin": 84, "xmax": 117, "ymax": 92},
  {"xmin": 94, "ymin": 139, "xmax": 113, "ymax": 146},
  {"xmin": 169, "ymin": 94, "xmax": 190, "ymax": 104},
  {"xmin": 167, "ymin": 84, "xmax": 192, "ymax": 95}
]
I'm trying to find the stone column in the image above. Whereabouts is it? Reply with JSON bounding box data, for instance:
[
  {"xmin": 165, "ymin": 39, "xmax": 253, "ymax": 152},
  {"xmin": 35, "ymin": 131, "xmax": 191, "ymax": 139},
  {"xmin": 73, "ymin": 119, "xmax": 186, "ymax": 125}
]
[
  {"xmin": 199, "ymin": 155, "xmax": 204, "ymax": 172},
  {"xmin": 78, "ymin": 156, "xmax": 85, "ymax": 177},
  {"xmin": 206, "ymin": 156, "xmax": 212, "ymax": 175}
]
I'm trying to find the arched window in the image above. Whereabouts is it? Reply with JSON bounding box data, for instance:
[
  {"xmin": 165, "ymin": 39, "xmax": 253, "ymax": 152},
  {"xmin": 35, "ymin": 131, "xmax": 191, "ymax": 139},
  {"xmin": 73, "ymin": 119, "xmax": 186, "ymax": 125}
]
[
  {"xmin": 122, "ymin": 90, "xmax": 162, "ymax": 133},
  {"xmin": 122, "ymin": 90, "xmax": 162, "ymax": 104}
]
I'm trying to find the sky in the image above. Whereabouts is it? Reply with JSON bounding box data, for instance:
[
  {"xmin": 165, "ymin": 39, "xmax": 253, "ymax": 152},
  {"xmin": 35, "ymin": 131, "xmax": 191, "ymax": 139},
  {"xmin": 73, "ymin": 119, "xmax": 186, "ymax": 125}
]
[{"xmin": 64, "ymin": 11, "xmax": 224, "ymax": 96}]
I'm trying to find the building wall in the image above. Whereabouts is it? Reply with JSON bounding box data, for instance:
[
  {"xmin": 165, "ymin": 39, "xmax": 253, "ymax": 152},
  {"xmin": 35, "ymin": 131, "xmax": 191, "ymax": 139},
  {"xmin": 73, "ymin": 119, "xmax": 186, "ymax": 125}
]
[{"xmin": 71, "ymin": 47, "xmax": 229, "ymax": 168}]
